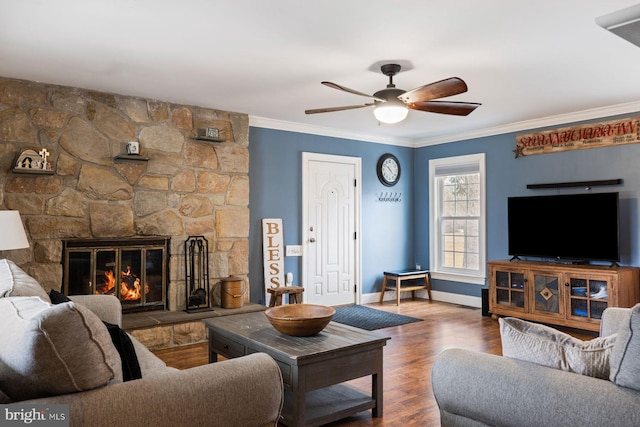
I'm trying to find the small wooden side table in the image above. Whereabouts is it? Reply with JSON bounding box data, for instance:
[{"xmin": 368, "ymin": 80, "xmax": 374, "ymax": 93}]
[
  {"xmin": 379, "ymin": 269, "xmax": 432, "ymax": 305},
  {"xmin": 267, "ymin": 286, "xmax": 304, "ymax": 307}
]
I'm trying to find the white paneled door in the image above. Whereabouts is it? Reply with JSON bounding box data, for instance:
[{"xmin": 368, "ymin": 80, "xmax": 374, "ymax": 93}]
[{"xmin": 302, "ymin": 153, "xmax": 360, "ymax": 306}]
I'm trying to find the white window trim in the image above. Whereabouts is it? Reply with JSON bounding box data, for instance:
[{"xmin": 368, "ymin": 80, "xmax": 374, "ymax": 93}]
[{"xmin": 429, "ymin": 153, "xmax": 487, "ymax": 285}]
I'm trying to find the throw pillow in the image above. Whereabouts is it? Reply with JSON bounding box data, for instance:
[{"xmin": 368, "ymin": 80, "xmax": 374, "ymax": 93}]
[
  {"xmin": 49, "ymin": 288, "xmax": 142, "ymax": 382},
  {"xmin": 0, "ymin": 296, "xmax": 123, "ymax": 401},
  {"xmin": 49, "ymin": 288, "xmax": 71, "ymax": 304},
  {"xmin": 609, "ymin": 304, "xmax": 640, "ymax": 391},
  {"xmin": 499, "ymin": 317, "xmax": 616, "ymax": 379},
  {"xmin": 0, "ymin": 259, "xmax": 51, "ymax": 302},
  {"xmin": 104, "ymin": 321, "xmax": 142, "ymax": 381}
]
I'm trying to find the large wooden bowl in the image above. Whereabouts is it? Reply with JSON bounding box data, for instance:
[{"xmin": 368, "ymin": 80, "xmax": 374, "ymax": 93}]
[{"xmin": 264, "ymin": 304, "xmax": 336, "ymax": 336}]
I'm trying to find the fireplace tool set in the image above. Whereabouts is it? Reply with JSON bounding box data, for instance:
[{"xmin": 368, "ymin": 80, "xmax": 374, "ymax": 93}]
[{"xmin": 184, "ymin": 235, "xmax": 212, "ymax": 312}]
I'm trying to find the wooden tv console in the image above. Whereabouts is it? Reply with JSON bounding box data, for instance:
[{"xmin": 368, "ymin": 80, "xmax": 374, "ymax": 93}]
[{"xmin": 488, "ymin": 259, "xmax": 640, "ymax": 332}]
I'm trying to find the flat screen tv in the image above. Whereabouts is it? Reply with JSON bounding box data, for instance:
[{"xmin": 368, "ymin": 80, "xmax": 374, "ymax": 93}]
[{"xmin": 507, "ymin": 192, "xmax": 620, "ymax": 263}]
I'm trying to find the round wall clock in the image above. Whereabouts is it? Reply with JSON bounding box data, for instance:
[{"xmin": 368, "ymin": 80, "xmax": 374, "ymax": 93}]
[{"xmin": 376, "ymin": 153, "xmax": 401, "ymax": 187}]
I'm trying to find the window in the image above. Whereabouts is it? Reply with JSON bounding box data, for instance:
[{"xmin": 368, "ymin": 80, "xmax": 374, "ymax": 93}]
[{"xmin": 429, "ymin": 153, "xmax": 486, "ymax": 284}]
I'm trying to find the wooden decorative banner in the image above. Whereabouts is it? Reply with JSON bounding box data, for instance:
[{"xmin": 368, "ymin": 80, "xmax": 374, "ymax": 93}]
[
  {"xmin": 514, "ymin": 116, "xmax": 640, "ymax": 158},
  {"xmin": 262, "ymin": 218, "xmax": 284, "ymax": 294}
]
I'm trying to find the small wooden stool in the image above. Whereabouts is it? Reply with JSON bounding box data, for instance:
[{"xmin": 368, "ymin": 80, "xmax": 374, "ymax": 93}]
[
  {"xmin": 267, "ymin": 286, "xmax": 305, "ymax": 307},
  {"xmin": 379, "ymin": 269, "xmax": 431, "ymax": 306}
]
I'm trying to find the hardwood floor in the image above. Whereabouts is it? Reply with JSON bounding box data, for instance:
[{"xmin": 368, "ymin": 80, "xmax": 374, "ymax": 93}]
[{"xmin": 153, "ymin": 299, "xmax": 596, "ymax": 427}]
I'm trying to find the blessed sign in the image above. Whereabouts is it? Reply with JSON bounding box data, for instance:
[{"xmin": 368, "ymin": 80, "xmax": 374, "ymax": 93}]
[
  {"xmin": 262, "ymin": 218, "xmax": 285, "ymax": 293},
  {"xmin": 514, "ymin": 116, "xmax": 640, "ymax": 158}
]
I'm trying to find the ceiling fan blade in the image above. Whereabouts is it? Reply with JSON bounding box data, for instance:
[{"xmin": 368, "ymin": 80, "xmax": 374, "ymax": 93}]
[
  {"xmin": 322, "ymin": 82, "xmax": 386, "ymax": 102},
  {"xmin": 408, "ymin": 101, "xmax": 481, "ymax": 116},
  {"xmin": 305, "ymin": 103, "xmax": 375, "ymax": 114},
  {"xmin": 398, "ymin": 77, "xmax": 468, "ymax": 104}
]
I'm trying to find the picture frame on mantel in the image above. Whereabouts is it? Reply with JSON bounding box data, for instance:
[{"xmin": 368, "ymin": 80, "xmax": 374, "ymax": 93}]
[{"xmin": 195, "ymin": 127, "xmax": 224, "ymax": 142}]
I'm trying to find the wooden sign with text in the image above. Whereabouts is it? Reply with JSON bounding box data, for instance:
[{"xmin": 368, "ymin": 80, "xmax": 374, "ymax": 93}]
[
  {"xmin": 262, "ymin": 218, "xmax": 285, "ymax": 296},
  {"xmin": 514, "ymin": 116, "xmax": 640, "ymax": 158}
]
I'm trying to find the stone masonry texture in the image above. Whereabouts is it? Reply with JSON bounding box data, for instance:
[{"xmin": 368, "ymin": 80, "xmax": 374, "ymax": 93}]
[{"xmin": 0, "ymin": 76, "xmax": 250, "ymax": 310}]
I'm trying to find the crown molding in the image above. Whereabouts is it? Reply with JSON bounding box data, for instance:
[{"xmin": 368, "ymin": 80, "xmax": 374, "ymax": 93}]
[
  {"xmin": 413, "ymin": 101, "xmax": 640, "ymax": 147},
  {"xmin": 250, "ymin": 101, "xmax": 640, "ymax": 149},
  {"xmin": 249, "ymin": 116, "xmax": 414, "ymax": 147}
]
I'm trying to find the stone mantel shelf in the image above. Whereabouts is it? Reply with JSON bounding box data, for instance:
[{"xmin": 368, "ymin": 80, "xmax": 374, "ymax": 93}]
[
  {"xmin": 123, "ymin": 302, "xmax": 266, "ymax": 331},
  {"xmin": 12, "ymin": 168, "xmax": 55, "ymax": 175},
  {"xmin": 113, "ymin": 154, "xmax": 150, "ymax": 162}
]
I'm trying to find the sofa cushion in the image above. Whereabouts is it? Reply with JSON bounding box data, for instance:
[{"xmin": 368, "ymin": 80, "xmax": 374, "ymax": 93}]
[
  {"xmin": 610, "ymin": 304, "xmax": 640, "ymax": 390},
  {"xmin": 0, "ymin": 296, "xmax": 123, "ymax": 401},
  {"xmin": 0, "ymin": 259, "xmax": 50, "ymax": 302},
  {"xmin": 49, "ymin": 289, "xmax": 142, "ymax": 382},
  {"xmin": 128, "ymin": 334, "xmax": 176, "ymax": 377},
  {"xmin": 499, "ymin": 317, "xmax": 615, "ymax": 379}
]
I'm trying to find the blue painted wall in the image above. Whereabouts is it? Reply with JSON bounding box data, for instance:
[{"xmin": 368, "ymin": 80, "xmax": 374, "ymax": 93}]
[
  {"xmin": 249, "ymin": 127, "xmax": 414, "ymax": 304},
  {"xmin": 414, "ymin": 112, "xmax": 640, "ymax": 299},
  {"xmin": 249, "ymin": 112, "xmax": 640, "ymax": 304}
]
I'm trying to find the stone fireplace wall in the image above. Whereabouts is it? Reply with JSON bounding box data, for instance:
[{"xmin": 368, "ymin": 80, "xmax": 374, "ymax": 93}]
[{"xmin": 0, "ymin": 76, "xmax": 249, "ymax": 310}]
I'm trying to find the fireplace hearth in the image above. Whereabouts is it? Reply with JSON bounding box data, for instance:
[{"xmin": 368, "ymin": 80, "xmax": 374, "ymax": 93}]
[{"xmin": 62, "ymin": 238, "xmax": 170, "ymax": 312}]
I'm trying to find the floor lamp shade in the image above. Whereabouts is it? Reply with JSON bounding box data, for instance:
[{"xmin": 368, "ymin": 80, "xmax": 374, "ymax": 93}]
[{"xmin": 0, "ymin": 211, "xmax": 29, "ymax": 250}]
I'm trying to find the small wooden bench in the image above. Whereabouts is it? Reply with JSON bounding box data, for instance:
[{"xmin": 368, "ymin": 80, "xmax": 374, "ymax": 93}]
[
  {"xmin": 379, "ymin": 269, "xmax": 432, "ymax": 305},
  {"xmin": 267, "ymin": 286, "xmax": 305, "ymax": 306}
]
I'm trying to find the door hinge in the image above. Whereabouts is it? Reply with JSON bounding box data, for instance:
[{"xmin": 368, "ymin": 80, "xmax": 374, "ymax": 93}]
[
  {"xmin": 354, "ymin": 232, "xmax": 357, "ymax": 240},
  {"xmin": 354, "ymin": 284, "xmax": 357, "ymax": 293},
  {"xmin": 354, "ymin": 179, "xmax": 357, "ymax": 187}
]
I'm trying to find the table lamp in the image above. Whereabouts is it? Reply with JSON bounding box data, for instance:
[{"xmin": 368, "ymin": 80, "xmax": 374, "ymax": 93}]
[{"xmin": 0, "ymin": 210, "xmax": 29, "ymax": 250}]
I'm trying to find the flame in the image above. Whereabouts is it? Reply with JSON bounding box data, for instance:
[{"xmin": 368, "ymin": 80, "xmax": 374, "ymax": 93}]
[
  {"xmin": 95, "ymin": 270, "xmax": 116, "ymax": 295},
  {"xmin": 120, "ymin": 278, "xmax": 142, "ymax": 300},
  {"xmin": 95, "ymin": 266, "xmax": 149, "ymax": 302},
  {"xmin": 120, "ymin": 265, "xmax": 144, "ymax": 301}
]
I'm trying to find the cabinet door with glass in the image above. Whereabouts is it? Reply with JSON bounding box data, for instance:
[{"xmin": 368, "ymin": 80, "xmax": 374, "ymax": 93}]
[
  {"xmin": 529, "ymin": 269, "xmax": 564, "ymax": 319},
  {"xmin": 490, "ymin": 265, "xmax": 528, "ymax": 315},
  {"xmin": 564, "ymin": 273, "xmax": 613, "ymax": 325}
]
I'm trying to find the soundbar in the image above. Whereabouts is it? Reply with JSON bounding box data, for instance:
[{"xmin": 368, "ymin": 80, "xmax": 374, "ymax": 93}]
[{"xmin": 526, "ymin": 179, "xmax": 623, "ymax": 189}]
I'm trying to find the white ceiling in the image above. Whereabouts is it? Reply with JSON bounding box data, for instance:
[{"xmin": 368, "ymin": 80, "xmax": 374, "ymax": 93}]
[{"xmin": 2, "ymin": 1, "xmax": 640, "ymax": 147}]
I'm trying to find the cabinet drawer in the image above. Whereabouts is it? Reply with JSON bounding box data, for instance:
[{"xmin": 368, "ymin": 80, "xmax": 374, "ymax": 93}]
[{"xmin": 210, "ymin": 335, "xmax": 246, "ymax": 358}]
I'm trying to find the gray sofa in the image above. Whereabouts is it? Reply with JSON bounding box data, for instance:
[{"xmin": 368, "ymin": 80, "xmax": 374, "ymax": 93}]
[
  {"xmin": 0, "ymin": 258, "xmax": 283, "ymax": 427},
  {"xmin": 432, "ymin": 308, "xmax": 640, "ymax": 427}
]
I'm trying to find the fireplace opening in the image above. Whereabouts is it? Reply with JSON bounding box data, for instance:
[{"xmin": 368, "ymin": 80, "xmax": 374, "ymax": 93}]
[{"xmin": 62, "ymin": 238, "xmax": 170, "ymax": 312}]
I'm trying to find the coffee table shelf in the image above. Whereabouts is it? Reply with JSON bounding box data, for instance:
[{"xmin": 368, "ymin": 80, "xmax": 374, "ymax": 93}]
[{"xmin": 285, "ymin": 383, "xmax": 375, "ymax": 427}]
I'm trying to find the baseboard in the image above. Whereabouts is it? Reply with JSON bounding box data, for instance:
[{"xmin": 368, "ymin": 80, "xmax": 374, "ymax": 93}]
[{"xmin": 362, "ymin": 289, "xmax": 482, "ymax": 309}]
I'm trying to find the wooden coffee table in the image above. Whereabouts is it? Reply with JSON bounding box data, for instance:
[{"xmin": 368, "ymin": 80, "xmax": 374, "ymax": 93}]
[{"xmin": 203, "ymin": 311, "xmax": 390, "ymax": 427}]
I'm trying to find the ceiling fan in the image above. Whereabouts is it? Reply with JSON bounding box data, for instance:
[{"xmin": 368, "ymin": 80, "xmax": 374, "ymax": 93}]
[{"xmin": 305, "ymin": 64, "xmax": 481, "ymax": 124}]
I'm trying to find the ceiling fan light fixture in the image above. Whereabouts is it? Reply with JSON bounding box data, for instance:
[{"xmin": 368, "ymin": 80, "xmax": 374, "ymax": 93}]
[
  {"xmin": 374, "ymin": 104, "xmax": 408, "ymax": 124},
  {"xmin": 308, "ymin": 63, "xmax": 480, "ymax": 123}
]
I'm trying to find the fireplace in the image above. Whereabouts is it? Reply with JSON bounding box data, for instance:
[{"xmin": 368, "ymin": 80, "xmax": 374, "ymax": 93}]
[{"xmin": 62, "ymin": 238, "xmax": 170, "ymax": 312}]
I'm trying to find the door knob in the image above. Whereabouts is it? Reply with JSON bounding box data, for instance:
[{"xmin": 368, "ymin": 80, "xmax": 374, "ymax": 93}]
[{"xmin": 309, "ymin": 238, "xmax": 316, "ymax": 243}]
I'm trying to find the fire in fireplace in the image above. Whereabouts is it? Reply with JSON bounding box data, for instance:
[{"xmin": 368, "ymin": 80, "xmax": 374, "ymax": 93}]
[{"xmin": 62, "ymin": 238, "xmax": 170, "ymax": 311}]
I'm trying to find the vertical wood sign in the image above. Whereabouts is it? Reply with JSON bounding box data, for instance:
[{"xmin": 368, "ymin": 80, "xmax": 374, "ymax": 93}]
[{"xmin": 262, "ymin": 218, "xmax": 284, "ymax": 297}]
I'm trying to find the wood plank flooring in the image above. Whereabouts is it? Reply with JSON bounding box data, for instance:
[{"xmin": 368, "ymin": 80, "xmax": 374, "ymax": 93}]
[{"xmin": 153, "ymin": 299, "xmax": 596, "ymax": 427}]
